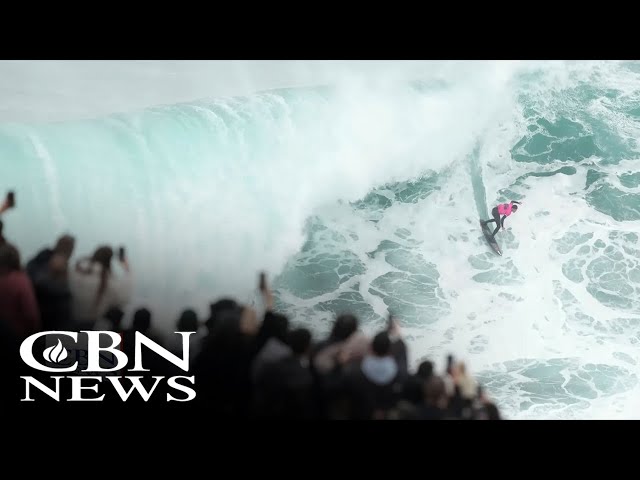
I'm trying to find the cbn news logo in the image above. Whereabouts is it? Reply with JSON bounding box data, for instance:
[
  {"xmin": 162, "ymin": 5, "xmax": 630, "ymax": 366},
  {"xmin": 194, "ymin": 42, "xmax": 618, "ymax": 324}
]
[{"xmin": 20, "ymin": 331, "xmax": 196, "ymax": 402}]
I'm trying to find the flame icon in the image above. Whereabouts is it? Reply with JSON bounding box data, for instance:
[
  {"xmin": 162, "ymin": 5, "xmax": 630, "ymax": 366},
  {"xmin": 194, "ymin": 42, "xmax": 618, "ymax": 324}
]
[{"xmin": 43, "ymin": 339, "xmax": 69, "ymax": 364}]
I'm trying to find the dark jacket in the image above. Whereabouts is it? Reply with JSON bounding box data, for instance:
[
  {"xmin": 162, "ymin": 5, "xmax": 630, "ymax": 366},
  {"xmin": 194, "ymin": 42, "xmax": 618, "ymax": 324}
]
[
  {"xmin": 26, "ymin": 249, "xmax": 73, "ymax": 330},
  {"xmin": 253, "ymin": 355, "xmax": 317, "ymax": 419}
]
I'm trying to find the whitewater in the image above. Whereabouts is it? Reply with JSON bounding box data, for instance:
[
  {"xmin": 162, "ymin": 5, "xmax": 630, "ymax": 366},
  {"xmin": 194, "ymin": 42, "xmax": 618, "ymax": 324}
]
[{"xmin": 2, "ymin": 60, "xmax": 640, "ymax": 419}]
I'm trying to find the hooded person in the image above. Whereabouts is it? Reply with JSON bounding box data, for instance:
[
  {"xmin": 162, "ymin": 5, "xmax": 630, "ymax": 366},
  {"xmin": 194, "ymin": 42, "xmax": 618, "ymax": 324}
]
[{"xmin": 343, "ymin": 331, "xmax": 406, "ymax": 420}]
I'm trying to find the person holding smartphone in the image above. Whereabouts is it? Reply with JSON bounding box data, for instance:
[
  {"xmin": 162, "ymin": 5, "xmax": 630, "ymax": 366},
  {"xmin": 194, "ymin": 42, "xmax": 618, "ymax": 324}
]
[{"xmin": 69, "ymin": 244, "xmax": 131, "ymax": 330}]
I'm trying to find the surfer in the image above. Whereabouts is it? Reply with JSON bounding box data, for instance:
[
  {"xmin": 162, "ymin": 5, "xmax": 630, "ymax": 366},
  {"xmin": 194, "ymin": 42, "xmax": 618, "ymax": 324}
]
[{"xmin": 481, "ymin": 200, "xmax": 521, "ymax": 237}]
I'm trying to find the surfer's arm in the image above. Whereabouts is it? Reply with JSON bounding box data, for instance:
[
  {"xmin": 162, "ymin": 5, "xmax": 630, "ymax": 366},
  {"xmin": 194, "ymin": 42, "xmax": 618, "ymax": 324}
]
[{"xmin": 500, "ymin": 215, "xmax": 507, "ymax": 228}]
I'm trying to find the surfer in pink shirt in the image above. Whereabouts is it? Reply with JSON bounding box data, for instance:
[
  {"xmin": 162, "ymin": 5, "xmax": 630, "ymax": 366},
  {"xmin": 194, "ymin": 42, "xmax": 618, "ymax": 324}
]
[{"xmin": 481, "ymin": 200, "xmax": 522, "ymax": 237}]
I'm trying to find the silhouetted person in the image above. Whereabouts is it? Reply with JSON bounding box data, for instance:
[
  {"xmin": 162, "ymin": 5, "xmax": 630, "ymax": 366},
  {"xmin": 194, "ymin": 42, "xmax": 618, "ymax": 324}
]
[
  {"xmin": 193, "ymin": 306, "xmax": 259, "ymax": 417},
  {"xmin": 205, "ymin": 298, "xmax": 240, "ymax": 335},
  {"xmin": 254, "ymin": 328, "xmax": 316, "ymax": 419},
  {"xmin": 402, "ymin": 359, "xmax": 435, "ymax": 405},
  {"xmin": 252, "ymin": 312, "xmax": 290, "ymax": 380},
  {"xmin": 442, "ymin": 361, "xmax": 478, "ymax": 419},
  {"xmin": 126, "ymin": 306, "xmax": 165, "ymax": 348},
  {"xmin": 343, "ymin": 331, "xmax": 405, "ymax": 420},
  {"xmin": 312, "ymin": 314, "xmax": 359, "ymax": 356},
  {"xmin": 417, "ymin": 360, "xmax": 434, "ymax": 380},
  {"xmin": 310, "ymin": 314, "xmax": 364, "ymax": 419},
  {"xmin": 0, "ymin": 243, "xmax": 41, "ymax": 339},
  {"xmin": 419, "ymin": 376, "xmax": 448, "ymax": 420},
  {"xmin": 132, "ymin": 307, "xmax": 151, "ymax": 332},
  {"xmin": 69, "ymin": 245, "xmax": 131, "ymax": 330},
  {"xmin": 177, "ymin": 309, "xmax": 198, "ymax": 331},
  {"xmin": 122, "ymin": 308, "xmax": 158, "ymax": 366},
  {"xmin": 484, "ymin": 402, "xmax": 501, "ymax": 420},
  {"xmin": 26, "ymin": 234, "xmax": 75, "ymax": 330},
  {"xmin": 166, "ymin": 308, "xmax": 205, "ymax": 364},
  {"xmin": 26, "ymin": 234, "xmax": 75, "ymax": 278},
  {"xmin": 471, "ymin": 386, "xmax": 502, "ymax": 420}
]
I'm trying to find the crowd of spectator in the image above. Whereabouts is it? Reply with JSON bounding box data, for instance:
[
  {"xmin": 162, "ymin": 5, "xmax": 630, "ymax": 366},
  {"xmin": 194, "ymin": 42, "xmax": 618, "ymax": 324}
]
[{"xmin": 0, "ymin": 190, "xmax": 501, "ymax": 419}]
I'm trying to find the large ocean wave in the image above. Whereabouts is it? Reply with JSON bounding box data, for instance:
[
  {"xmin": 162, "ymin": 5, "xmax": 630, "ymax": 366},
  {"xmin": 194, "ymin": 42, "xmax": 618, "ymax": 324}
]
[{"xmin": 2, "ymin": 60, "xmax": 640, "ymax": 419}]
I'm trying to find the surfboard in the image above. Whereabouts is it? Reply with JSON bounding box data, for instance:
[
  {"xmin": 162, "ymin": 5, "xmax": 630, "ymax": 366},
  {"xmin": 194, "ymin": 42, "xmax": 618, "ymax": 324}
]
[{"xmin": 480, "ymin": 221, "xmax": 502, "ymax": 256}]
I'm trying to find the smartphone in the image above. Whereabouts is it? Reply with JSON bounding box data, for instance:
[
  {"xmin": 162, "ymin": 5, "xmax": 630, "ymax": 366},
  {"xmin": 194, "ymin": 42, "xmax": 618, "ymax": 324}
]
[
  {"xmin": 118, "ymin": 246, "xmax": 125, "ymax": 262},
  {"xmin": 259, "ymin": 272, "xmax": 266, "ymax": 292},
  {"xmin": 7, "ymin": 191, "xmax": 14, "ymax": 208},
  {"xmin": 446, "ymin": 354, "xmax": 454, "ymax": 375}
]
